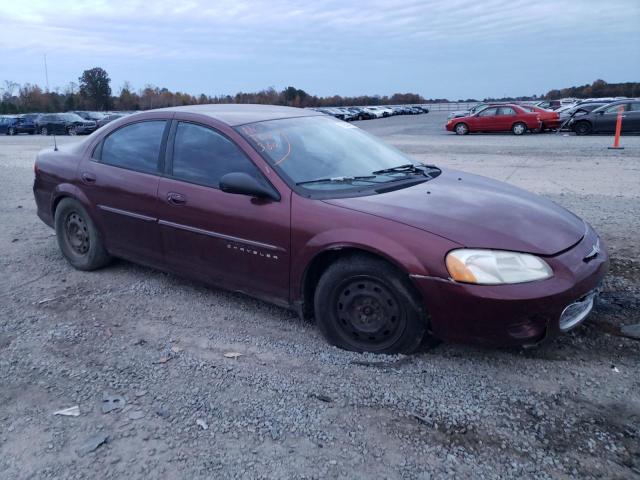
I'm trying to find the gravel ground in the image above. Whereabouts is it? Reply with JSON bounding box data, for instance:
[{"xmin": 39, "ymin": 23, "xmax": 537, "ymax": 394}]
[{"xmin": 0, "ymin": 113, "xmax": 638, "ymax": 479}]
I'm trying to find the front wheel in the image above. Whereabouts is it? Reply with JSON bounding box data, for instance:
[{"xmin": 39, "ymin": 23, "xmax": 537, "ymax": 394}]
[
  {"xmin": 67, "ymin": 126, "xmax": 77, "ymax": 136},
  {"xmin": 54, "ymin": 198, "xmax": 111, "ymax": 271},
  {"xmin": 454, "ymin": 122, "xmax": 469, "ymax": 135},
  {"xmin": 314, "ymin": 255, "xmax": 433, "ymax": 354},
  {"xmin": 512, "ymin": 122, "xmax": 527, "ymax": 135},
  {"xmin": 8, "ymin": 127, "xmax": 16, "ymax": 136},
  {"xmin": 40, "ymin": 127, "xmax": 48, "ymax": 135},
  {"xmin": 573, "ymin": 121, "xmax": 592, "ymax": 136}
]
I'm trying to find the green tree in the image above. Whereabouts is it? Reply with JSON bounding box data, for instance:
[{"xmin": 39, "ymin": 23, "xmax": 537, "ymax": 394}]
[{"xmin": 78, "ymin": 67, "xmax": 112, "ymax": 110}]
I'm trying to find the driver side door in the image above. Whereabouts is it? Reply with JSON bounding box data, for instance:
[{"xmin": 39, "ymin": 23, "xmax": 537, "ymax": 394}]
[{"xmin": 156, "ymin": 119, "xmax": 291, "ymax": 305}]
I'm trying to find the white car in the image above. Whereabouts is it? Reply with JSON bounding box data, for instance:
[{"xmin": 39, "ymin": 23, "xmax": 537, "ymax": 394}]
[{"xmin": 362, "ymin": 107, "xmax": 385, "ymax": 118}]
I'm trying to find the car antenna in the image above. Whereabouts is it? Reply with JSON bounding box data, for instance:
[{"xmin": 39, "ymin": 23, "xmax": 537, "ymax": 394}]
[{"xmin": 43, "ymin": 53, "xmax": 58, "ymax": 151}]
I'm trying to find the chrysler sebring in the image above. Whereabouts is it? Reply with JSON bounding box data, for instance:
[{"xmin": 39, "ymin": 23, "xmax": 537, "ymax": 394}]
[{"xmin": 33, "ymin": 105, "xmax": 608, "ymax": 353}]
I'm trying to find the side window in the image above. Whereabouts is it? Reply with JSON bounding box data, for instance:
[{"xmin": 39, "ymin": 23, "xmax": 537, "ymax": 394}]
[
  {"xmin": 171, "ymin": 122, "xmax": 263, "ymax": 188},
  {"xmin": 628, "ymin": 103, "xmax": 640, "ymax": 112},
  {"xmin": 100, "ymin": 121, "xmax": 166, "ymax": 174},
  {"xmin": 478, "ymin": 107, "xmax": 498, "ymax": 117},
  {"xmin": 604, "ymin": 104, "xmax": 626, "ymax": 114},
  {"xmin": 498, "ymin": 107, "xmax": 516, "ymax": 116}
]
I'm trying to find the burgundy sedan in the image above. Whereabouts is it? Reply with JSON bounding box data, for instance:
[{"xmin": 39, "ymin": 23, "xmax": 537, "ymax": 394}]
[
  {"xmin": 446, "ymin": 104, "xmax": 541, "ymax": 135},
  {"xmin": 34, "ymin": 105, "xmax": 607, "ymax": 353}
]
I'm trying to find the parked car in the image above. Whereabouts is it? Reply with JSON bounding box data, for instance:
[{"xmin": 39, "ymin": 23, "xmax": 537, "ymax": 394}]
[
  {"xmin": 37, "ymin": 113, "xmax": 97, "ymax": 135},
  {"xmin": 448, "ymin": 103, "xmax": 489, "ymax": 119},
  {"xmin": 33, "ymin": 104, "xmax": 607, "ymax": 353},
  {"xmin": 96, "ymin": 113, "xmax": 127, "ymax": 128},
  {"xmin": 534, "ymin": 100, "xmax": 562, "ymax": 110},
  {"xmin": 570, "ymin": 100, "xmax": 640, "ymax": 135},
  {"xmin": 446, "ymin": 105, "xmax": 541, "ymax": 135},
  {"xmin": 519, "ymin": 104, "xmax": 560, "ymax": 131},
  {"xmin": 0, "ymin": 115, "xmax": 37, "ymax": 135},
  {"xmin": 558, "ymin": 101, "xmax": 609, "ymax": 124},
  {"xmin": 347, "ymin": 107, "xmax": 375, "ymax": 121},
  {"xmin": 362, "ymin": 107, "xmax": 385, "ymax": 118}
]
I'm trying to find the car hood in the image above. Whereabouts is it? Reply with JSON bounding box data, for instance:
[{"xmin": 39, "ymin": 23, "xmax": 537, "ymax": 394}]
[{"xmin": 324, "ymin": 169, "xmax": 585, "ymax": 256}]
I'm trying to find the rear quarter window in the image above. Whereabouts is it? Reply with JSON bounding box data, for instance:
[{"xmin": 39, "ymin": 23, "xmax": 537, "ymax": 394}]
[{"xmin": 99, "ymin": 121, "xmax": 166, "ymax": 174}]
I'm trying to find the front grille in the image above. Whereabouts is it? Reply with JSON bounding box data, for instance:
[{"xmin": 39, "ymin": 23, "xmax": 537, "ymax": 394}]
[{"xmin": 559, "ymin": 290, "xmax": 597, "ymax": 332}]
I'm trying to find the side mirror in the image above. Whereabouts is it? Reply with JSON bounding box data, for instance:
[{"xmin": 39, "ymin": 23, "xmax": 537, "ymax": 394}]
[{"xmin": 219, "ymin": 172, "xmax": 280, "ymax": 201}]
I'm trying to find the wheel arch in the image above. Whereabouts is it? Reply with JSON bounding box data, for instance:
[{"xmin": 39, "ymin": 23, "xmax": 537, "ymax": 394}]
[
  {"xmin": 297, "ymin": 245, "xmax": 419, "ymax": 320},
  {"xmin": 50, "ymin": 184, "xmax": 106, "ymax": 238}
]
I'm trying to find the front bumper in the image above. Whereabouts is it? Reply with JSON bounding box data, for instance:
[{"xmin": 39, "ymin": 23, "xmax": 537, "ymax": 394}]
[{"xmin": 411, "ymin": 227, "xmax": 609, "ymax": 347}]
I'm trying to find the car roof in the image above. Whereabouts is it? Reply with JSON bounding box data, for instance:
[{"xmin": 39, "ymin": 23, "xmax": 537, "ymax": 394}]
[{"xmin": 156, "ymin": 104, "xmax": 323, "ymax": 126}]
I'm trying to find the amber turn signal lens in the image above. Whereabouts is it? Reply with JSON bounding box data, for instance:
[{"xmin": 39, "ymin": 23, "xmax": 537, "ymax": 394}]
[{"xmin": 446, "ymin": 255, "xmax": 477, "ymax": 283}]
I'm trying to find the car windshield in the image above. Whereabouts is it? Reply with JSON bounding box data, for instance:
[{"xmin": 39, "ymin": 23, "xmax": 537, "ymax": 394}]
[
  {"xmin": 61, "ymin": 113, "xmax": 85, "ymax": 122},
  {"xmin": 236, "ymin": 116, "xmax": 436, "ymax": 191}
]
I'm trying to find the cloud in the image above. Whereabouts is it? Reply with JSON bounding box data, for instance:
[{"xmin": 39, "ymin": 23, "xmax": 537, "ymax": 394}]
[{"xmin": 1, "ymin": 0, "xmax": 638, "ymax": 98}]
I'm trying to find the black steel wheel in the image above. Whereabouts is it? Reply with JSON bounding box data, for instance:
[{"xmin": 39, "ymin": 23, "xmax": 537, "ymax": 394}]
[
  {"xmin": 314, "ymin": 254, "xmax": 435, "ymax": 354},
  {"xmin": 333, "ymin": 276, "xmax": 405, "ymax": 351},
  {"xmin": 573, "ymin": 121, "xmax": 592, "ymax": 136},
  {"xmin": 54, "ymin": 198, "xmax": 111, "ymax": 270}
]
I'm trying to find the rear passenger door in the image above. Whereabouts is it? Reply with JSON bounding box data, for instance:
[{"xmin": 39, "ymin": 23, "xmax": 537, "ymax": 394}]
[
  {"xmin": 156, "ymin": 120, "xmax": 291, "ymax": 304},
  {"xmin": 495, "ymin": 106, "xmax": 517, "ymax": 131},
  {"xmin": 79, "ymin": 119, "xmax": 169, "ymax": 264},
  {"xmin": 623, "ymin": 102, "xmax": 640, "ymax": 132}
]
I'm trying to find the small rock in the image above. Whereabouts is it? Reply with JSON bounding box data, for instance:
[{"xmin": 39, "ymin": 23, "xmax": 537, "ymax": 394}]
[
  {"xmin": 128, "ymin": 410, "xmax": 145, "ymax": 420},
  {"xmin": 76, "ymin": 433, "xmax": 109, "ymax": 457},
  {"xmin": 196, "ymin": 418, "xmax": 208, "ymax": 430}
]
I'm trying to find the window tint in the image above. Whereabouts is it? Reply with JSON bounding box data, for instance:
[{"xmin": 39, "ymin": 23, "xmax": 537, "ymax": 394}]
[
  {"xmin": 498, "ymin": 107, "xmax": 516, "ymax": 115},
  {"xmin": 604, "ymin": 104, "xmax": 627, "ymax": 114},
  {"xmin": 478, "ymin": 107, "xmax": 498, "ymax": 117},
  {"xmin": 628, "ymin": 103, "xmax": 640, "ymax": 112},
  {"xmin": 171, "ymin": 122, "xmax": 263, "ymax": 188},
  {"xmin": 101, "ymin": 121, "xmax": 166, "ymax": 174}
]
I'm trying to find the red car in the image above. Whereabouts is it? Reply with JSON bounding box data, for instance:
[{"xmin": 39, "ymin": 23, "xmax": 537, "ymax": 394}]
[
  {"xmin": 34, "ymin": 105, "xmax": 607, "ymax": 353},
  {"xmin": 519, "ymin": 104, "xmax": 561, "ymax": 131},
  {"xmin": 446, "ymin": 104, "xmax": 541, "ymax": 135}
]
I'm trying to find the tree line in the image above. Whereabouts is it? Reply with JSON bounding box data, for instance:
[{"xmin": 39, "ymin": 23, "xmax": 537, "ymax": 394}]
[
  {"xmin": 1, "ymin": 68, "xmax": 638, "ymax": 114},
  {"xmin": 0, "ymin": 67, "xmax": 426, "ymax": 114}
]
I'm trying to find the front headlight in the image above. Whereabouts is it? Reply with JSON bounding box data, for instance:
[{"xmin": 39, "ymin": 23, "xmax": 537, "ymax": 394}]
[{"xmin": 445, "ymin": 249, "xmax": 553, "ymax": 285}]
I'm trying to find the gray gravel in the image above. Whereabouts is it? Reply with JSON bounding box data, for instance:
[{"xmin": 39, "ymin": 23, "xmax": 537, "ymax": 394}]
[{"xmin": 0, "ymin": 113, "xmax": 639, "ymax": 479}]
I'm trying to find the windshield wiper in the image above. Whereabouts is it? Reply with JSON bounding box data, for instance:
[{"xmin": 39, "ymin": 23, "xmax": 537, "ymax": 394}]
[
  {"xmin": 296, "ymin": 175, "xmax": 378, "ymax": 186},
  {"xmin": 372, "ymin": 163, "xmax": 426, "ymax": 175}
]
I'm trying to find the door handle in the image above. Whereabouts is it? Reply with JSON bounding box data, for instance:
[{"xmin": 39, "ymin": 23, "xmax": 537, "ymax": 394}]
[
  {"xmin": 81, "ymin": 172, "xmax": 96, "ymax": 184},
  {"xmin": 166, "ymin": 192, "xmax": 186, "ymax": 206}
]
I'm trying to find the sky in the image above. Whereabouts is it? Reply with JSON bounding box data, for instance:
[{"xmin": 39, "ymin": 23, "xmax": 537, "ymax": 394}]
[{"xmin": 0, "ymin": 0, "xmax": 639, "ymax": 100}]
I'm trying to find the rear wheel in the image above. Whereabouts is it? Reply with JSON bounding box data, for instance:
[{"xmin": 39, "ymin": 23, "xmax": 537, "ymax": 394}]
[
  {"xmin": 314, "ymin": 255, "xmax": 433, "ymax": 354},
  {"xmin": 454, "ymin": 122, "xmax": 469, "ymax": 135},
  {"xmin": 54, "ymin": 198, "xmax": 111, "ymax": 271},
  {"xmin": 512, "ymin": 122, "xmax": 527, "ymax": 135},
  {"xmin": 573, "ymin": 121, "xmax": 592, "ymax": 136}
]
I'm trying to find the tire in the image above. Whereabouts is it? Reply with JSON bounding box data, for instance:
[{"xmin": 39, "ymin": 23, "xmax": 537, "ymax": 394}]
[
  {"xmin": 67, "ymin": 126, "xmax": 77, "ymax": 136},
  {"xmin": 573, "ymin": 121, "xmax": 592, "ymax": 136},
  {"xmin": 454, "ymin": 122, "xmax": 469, "ymax": 135},
  {"xmin": 512, "ymin": 122, "xmax": 527, "ymax": 135},
  {"xmin": 41, "ymin": 127, "xmax": 48, "ymax": 136},
  {"xmin": 313, "ymin": 254, "xmax": 432, "ymax": 354},
  {"xmin": 8, "ymin": 127, "xmax": 16, "ymax": 136},
  {"xmin": 54, "ymin": 198, "xmax": 111, "ymax": 271}
]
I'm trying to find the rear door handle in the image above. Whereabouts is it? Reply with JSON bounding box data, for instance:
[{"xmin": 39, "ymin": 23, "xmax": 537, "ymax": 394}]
[
  {"xmin": 81, "ymin": 172, "xmax": 96, "ymax": 184},
  {"xmin": 166, "ymin": 192, "xmax": 186, "ymax": 206}
]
